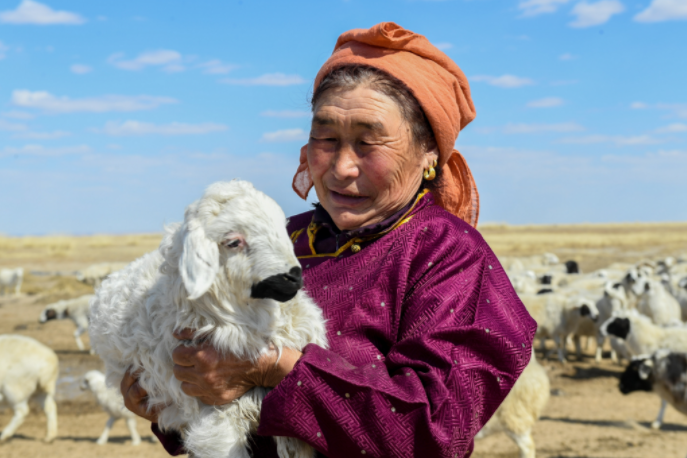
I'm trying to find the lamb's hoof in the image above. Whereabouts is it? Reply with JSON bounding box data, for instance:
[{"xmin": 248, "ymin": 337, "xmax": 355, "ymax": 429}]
[
  {"xmin": 96, "ymin": 439, "xmax": 107, "ymax": 445},
  {"xmin": 43, "ymin": 436, "xmax": 56, "ymax": 443},
  {"xmin": 651, "ymin": 421, "xmax": 661, "ymax": 430},
  {"xmin": 132, "ymin": 440, "xmax": 141, "ymax": 446}
]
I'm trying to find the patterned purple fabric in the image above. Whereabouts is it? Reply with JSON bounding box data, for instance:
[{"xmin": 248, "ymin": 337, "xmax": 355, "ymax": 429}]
[
  {"xmin": 256, "ymin": 191, "xmax": 536, "ymax": 457},
  {"xmin": 152, "ymin": 191, "xmax": 536, "ymax": 458}
]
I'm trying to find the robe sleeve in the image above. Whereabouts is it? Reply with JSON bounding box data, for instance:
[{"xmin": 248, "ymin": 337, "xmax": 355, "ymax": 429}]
[{"xmin": 257, "ymin": 225, "xmax": 537, "ymax": 457}]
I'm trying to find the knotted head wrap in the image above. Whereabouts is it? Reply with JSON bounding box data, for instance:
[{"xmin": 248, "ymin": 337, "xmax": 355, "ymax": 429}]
[{"xmin": 292, "ymin": 22, "xmax": 480, "ymax": 227}]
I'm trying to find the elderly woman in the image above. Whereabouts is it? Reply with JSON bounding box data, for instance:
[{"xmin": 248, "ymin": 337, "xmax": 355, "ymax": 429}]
[{"xmin": 122, "ymin": 22, "xmax": 536, "ymax": 457}]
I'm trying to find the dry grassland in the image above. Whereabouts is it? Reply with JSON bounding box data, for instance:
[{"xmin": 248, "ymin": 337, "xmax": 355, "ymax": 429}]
[{"xmin": 1, "ymin": 222, "xmax": 687, "ymax": 458}]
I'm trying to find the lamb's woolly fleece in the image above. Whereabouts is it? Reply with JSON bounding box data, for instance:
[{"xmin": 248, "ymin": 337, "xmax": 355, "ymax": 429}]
[
  {"xmin": 89, "ymin": 180, "xmax": 327, "ymax": 458},
  {"xmin": 636, "ymin": 278, "xmax": 681, "ymax": 326},
  {"xmin": 602, "ymin": 310, "xmax": 687, "ymax": 356}
]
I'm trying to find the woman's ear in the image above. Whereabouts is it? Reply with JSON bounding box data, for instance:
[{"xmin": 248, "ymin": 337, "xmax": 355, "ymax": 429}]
[{"xmin": 423, "ymin": 138, "xmax": 439, "ymax": 168}]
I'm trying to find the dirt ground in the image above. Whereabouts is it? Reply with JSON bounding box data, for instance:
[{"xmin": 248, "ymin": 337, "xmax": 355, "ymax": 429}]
[{"xmin": 1, "ymin": 223, "xmax": 687, "ymax": 457}]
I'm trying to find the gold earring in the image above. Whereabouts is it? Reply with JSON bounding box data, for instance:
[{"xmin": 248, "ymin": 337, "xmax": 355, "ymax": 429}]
[{"xmin": 423, "ymin": 164, "xmax": 436, "ymax": 181}]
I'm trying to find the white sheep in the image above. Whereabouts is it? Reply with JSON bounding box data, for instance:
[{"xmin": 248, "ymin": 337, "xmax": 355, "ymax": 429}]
[
  {"xmin": 520, "ymin": 291, "xmax": 599, "ymax": 362},
  {"xmin": 89, "ymin": 180, "xmax": 327, "ymax": 458},
  {"xmin": 39, "ymin": 294, "xmax": 95, "ymax": 352},
  {"xmin": 0, "ymin": 334, "xmax": 58, "ymax": 442},
  {"xmin": 80, "ymin": 370, "xmax": 141, "ymax": 446},
  {"xmin": 593, "ymin": 282, "xmax": 630, "ymax": 364},
  {"xmin": 475, "ymin": 350, "xmax": 550, "ymax": 458},
  {"xmin": 0, "ymin": 267, "xmax": 23, "ymax": 296},
  {"xmin": 75, "ymin": 262, "xmax": 127, "ymax": 288}
]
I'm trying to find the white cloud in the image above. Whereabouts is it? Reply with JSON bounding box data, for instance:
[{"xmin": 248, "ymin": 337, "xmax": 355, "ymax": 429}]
[
  {"xmin": 70, "ymin": 64, "xmax": 92, "ymax": 74},
  {"xmin": 503, "ymin": 122, "xmax": 584, "ymax": 134},
  {"xmin": 11, "ymin": 90, "xmax": 177, "ymax": 113},
  {"xmin": 2, "ymin": 110, "xmax": 34, "ymax": 119},
  {"xmin": 108, "ymin": 50, "xmax": 183, "ymax": 72},
  {"xmin": 434, "ymin": 42, "xmax": 453, "ymax": 51},
  {"xmin": 97, "ymin": 120, "xmax": 228, "ymax": 136},
  {"xmin": 13, "ymin": 130, "xmax": 70, "ymax": 139},
  {"xmin": 635, "ymin": 0, "xmax": 687, "ymax": 22},
  {"xmin": 261, "ymin": 110, "xmax": 311, "ymax": 119},
  {"xmin": 471, "ymin": 74, "xmax": 535, "ymax": 88},
  {"xmin": 518, "ymin": 0, "xmax": 572, "ymax": 16},
  {"xmin": 559, "ymin": 53, "xmax": 577, "ymax": 60},
  {"xmin": 527, "ymin": 97, "xmax": 565, "ymax": 108},
  {"xmin": 550, "ymin": 79, "xmax": 579, "ymax": 86},
  {"xmin": 656, "ymin": 123, "xmax": 687, "ymax": 133},
  {"xmin": 0, "ymin": 0, "xmax": 85, "ymax": 25},
  {"xmin": 0, "ymin": 40, "xmax": 9, "ymax": 59},
  {"xmin": 261, "ymin": 128, "xmax": 308, "ymax": 142},
  {"xmin": 0, "ymin": 119, "xmax": 28, "ymax": 132},
  {"xmin": 630, "ymin": 101, "xmax": 648, "ymax": 109},
  {"xmin": 0, "ymin": 144, "xmax": 90, "ymax": 158},
  {"xmin": 197, "ymin": 59, "xmax": 238, "ymax": 75},
  {"xmin": 559, "ymin": 134, "xmax": 661, "ymax": 145},
  {"xmin": 630, "ymin": 102, "xmax": 687, "ymax": 118},
  {"xmin": 222, "ymin": 73, "xmax": 307, "ymax": 86},
  {"xmin": 569, "ymin": 0, "xmax": 625, "ymax": 28}
]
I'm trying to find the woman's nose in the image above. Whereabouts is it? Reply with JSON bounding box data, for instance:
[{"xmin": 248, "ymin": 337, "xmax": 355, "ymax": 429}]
[{"xmin": 331, "ymin": 145, "xmax": 359, "ymax": 181}]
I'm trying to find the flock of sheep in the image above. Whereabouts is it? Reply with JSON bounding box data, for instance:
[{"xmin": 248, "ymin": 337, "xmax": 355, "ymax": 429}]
[
  {"xmin": 2, "ymin": 235, "xmax": 687, "ymax": 456},
  {"xmin": 481, "ymin": 252, "xmax": 687, "ymax": 458},
  {"xmin": 0, "ymin": 263, "xmax": 143, "ymax": 446}
]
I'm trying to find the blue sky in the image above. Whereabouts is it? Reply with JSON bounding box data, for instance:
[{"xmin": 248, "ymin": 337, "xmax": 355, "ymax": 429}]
[{"xmin": 0, "ymin": 0, "xmax": 685, "ymax": 235}]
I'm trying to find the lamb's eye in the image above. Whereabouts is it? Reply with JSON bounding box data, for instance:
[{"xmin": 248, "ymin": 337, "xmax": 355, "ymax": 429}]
[{"xmin": 225, "ymin": 239, "xmax": 241, "ymax": 248}]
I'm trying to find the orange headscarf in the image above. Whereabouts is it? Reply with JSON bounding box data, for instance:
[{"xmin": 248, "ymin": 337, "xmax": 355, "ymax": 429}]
[{"xmin": 292, "ymin": 22, "xmax": 480, "ymax": 227}]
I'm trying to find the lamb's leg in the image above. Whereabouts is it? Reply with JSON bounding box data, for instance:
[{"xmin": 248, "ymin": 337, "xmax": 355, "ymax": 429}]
[
  {"xmin": 539, "ymin": 337, "xmax": 547, "ymax": 359},
  {"xmin": 554, "ymin": 335, "xmax": 566, "ymax": 364},
  {"xmin": 595, "ymin": 335, "xmax": 605, "ymax": 363},
  {"xmin": 74, "ymin": 327, "xmax": 86, "ymax": 351},
  {"xmin": 42, "ymin": 392, "xmax": 58, "ymax": 442},
  {"xmin": 651, "ymin": 399, "xmax": 667, "ymax": 430},
  {"xmin": 505, "ymin": 429, "xmax": 535, "ymax": 458},
  {"xmin": 126, "ymin": 417, "xmax": 141, "ymax": 446},
  {"xmin": 574, "ymin": 335, "xmax": 583, "ymax": 360},
  {"xmin": 97, "ymin": 416, "xmax": 116, "ymax": 445},
  {"xmin": 0, "ymin": 400, "xmax": 29, "ymax": 442}
]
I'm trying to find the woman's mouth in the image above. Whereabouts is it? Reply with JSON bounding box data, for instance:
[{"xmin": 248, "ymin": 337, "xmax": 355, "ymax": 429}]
[{"xmin": 329, "ymin": 190, "xmax": 368, "ymax": 206}]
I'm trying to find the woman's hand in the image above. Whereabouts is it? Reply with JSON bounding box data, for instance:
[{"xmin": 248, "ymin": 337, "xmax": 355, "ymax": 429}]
[
  {"xmin": 171, "ymin": 328, "xmax": 302, "ymax": 406},
  {"xmin": 120, "ymin": 369, "xmax": 164, "ymax": 423}
]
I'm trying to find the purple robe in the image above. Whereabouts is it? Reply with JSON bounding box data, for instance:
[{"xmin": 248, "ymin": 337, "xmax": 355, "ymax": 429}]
[{"xmin": 153, "ymin": 190, "xmax": 536, "ymax": 457}]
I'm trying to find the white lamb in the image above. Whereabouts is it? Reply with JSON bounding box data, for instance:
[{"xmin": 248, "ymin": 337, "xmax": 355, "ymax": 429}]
[
  {"xmin": 0, "ymin": 267, "xmax": 23, "ymax": 296},
  {"xmin": 520, "ymin": 291, "xmax": 599, "ymax": 362},
  {"xmin": 39, "ymin": 294, "xmax": 95, "ymax": 352},
  {"xmin": 76, "ymin": 262, "xmax": 127, "ymax": 288},
  {"xmin": 80, "ymin": 370, "xmax": 141, "ymax": 446},
  {"xmin": 0, "ymin": 334, "xmax": 58, "ymax": 442},
  {"xmin": 89, "ymin": 180, "xmax": 327, "ymax": 458},
  {"xmin": 475, "ymin": 350, "xmax": 550, "ymax": 458}
]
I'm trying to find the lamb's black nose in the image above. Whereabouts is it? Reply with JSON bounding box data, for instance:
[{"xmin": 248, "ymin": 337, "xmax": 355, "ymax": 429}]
[{"xmin": 251, "ymin": 266, "xmax": 303, "ymax": 302}]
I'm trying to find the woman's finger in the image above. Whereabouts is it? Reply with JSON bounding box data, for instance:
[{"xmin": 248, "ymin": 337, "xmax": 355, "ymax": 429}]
[
  {"xmin": 172, "ymin": 362, "xmax": 201, "ymax": 383},
  {"xmin": 180, "ymin": 381, "xmax": 204, "ymax": 398},
  {"xmin": 172, "ymin": 343, "xmax": 198, "ymax": 367},
  {"xmin": 173, "ymin": 327, "xmax": 196, "ymax": 341}
]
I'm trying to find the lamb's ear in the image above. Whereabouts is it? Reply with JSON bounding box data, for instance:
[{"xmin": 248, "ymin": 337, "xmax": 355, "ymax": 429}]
[{"xmin": 179, "ymin": 223, "xmax": 219, "ymax": 300}]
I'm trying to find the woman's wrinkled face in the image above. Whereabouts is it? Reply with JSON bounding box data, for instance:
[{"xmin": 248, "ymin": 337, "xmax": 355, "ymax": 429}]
[{"xmin": 308, "ymin": 86, "xmax": 437, "ymax": 231}]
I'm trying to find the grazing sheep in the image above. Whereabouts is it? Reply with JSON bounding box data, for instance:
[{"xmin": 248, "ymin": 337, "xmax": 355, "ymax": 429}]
[
  {"xmin": 39, "ymin": 294, "xmax": 95, "ymax": 352},
  {"xmin": 619, "ymin": 350, "xmax": 687, "ymax": 440},
  {"xmin": 635, "ymin": 277, "xmax": 682, "ymax": 326},
  {"xmin": 520, "ymin": 291, "xmax": 598, "ymax": 362},
  {"xmin": 75, "ymin": 263, "xmax": 127, "ymax": 288},
  {"xmin": 0, "ymin": 268, "xmax": 23, "ymax": 296},
  {"xmin": 89, "ymin": 180, "xmax": 327, "ymax": 458},
  {"xmin": 593, "ymin": 282, "xmax": 630, "ymax": 364},
  {"xmin": 80, "ymin": 370, "xmax": 141, "ymax": 446},
  {"xmin": 602, "ymin": 310, "xmax": 687, "ymax": 429},
  {"xmin": 476, "ymin": 351, "xmax": 550, "ymax": 458},
  {"xmin": 0, "ymin": 334, "xmax": 58, "ymax": 442}
]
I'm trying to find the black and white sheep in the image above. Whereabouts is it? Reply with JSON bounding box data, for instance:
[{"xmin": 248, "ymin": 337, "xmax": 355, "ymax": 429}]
[
  {"xmin": 39, "ymin": 294, "xmax": 95, "ymax": 352},
  {"xmin": 0, "ymin": 334, "xmax": 58, "ymax": 442},
  {"xmin": 89, "ymin": 180, "xmax": 327, "ymax": 458},
  {"xmin": 80, "ymin": 370, "xmax": 141, "ymax": 446}
]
